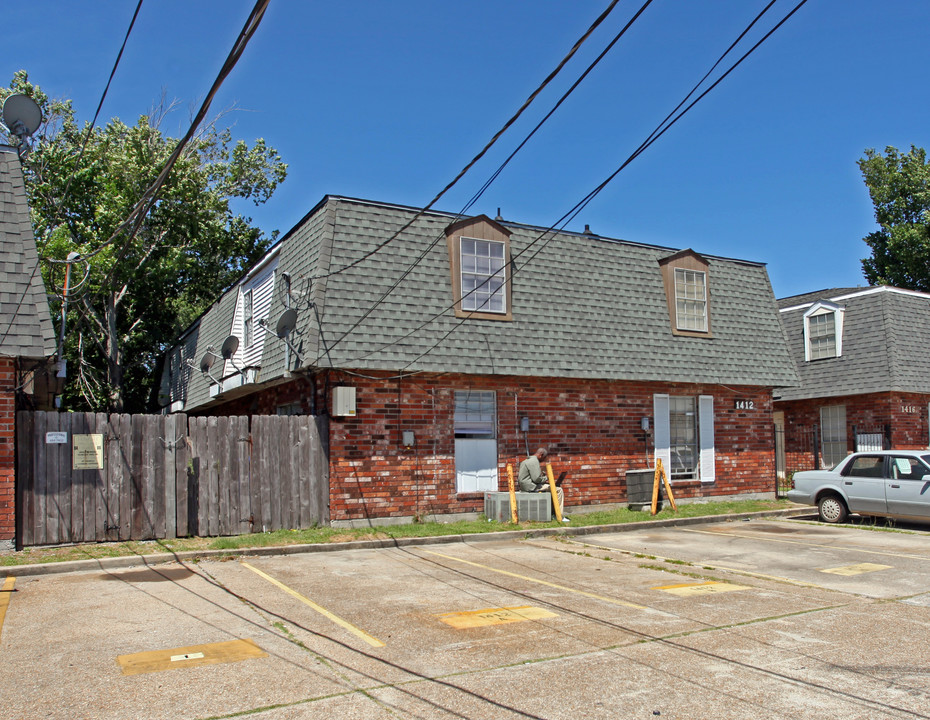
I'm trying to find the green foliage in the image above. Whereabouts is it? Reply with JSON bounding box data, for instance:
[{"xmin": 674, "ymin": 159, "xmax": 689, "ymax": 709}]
[
  {"xmin": 2, "ymin": 71, "xmax": 287, "ymax": 412},
  {"xmin": 859, "ymin": 145, "xmax": 930, "ymax": 291}
]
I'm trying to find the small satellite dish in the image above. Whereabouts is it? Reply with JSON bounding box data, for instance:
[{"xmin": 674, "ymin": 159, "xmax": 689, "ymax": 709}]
[
  {"xmin": 200, "ymin": 353, "xmax": 215, "ymax": 374},
  {"xmin": 221, "ymin": 335, "xmax": 240, "ymax": 359},
  {"xmin": 2, "ymin": 94, "xmax": 42, "ymax": 138},
  {"xmin": 157, "ymin": 391, "xmax": 171, "ymax": 407},
  {"xmin": 275, "ymin": 308, "xmax": 298, "ymax": 338}
]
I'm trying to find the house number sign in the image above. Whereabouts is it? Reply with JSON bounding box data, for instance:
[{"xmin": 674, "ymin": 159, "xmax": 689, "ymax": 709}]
[
  {"xmin": 734, "ymin": 400, "xmax": 755, "ymax": 410},
  {"xmin": 902, "ymin": 405, "xmax": 920, "ymax": 414}
]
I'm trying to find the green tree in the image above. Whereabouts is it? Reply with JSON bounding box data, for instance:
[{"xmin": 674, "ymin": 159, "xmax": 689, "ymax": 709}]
[
  {"xmin": 2, "ymin": 71, "xmax": 287, "ymax": 412},
  {"xmin": 860, "ymin": 145, "xmax": 930, "ymax": 291}
]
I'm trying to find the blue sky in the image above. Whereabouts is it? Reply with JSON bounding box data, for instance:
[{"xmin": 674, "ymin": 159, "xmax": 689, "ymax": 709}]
[{"xmin": 5, "ymin": 1, "xmax": 929, "ymax": 298}]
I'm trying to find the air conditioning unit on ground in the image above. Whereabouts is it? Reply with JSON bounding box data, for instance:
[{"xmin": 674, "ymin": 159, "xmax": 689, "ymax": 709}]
[{"xmin": 484, "ymin": 491, "xmax": 552, "ymax": 522}]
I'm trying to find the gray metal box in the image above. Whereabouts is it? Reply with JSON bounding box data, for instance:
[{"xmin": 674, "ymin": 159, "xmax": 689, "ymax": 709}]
[{"xmin": 484, "ymin": 491, "xmax": 552, "ymax": 522}]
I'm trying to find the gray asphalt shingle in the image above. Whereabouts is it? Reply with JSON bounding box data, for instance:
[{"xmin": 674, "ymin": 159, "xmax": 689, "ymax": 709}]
[
  {"xmin": 172, "ymin": 196, "xmax": 798, "ymax": 410},
  {"xmin": 776, "ymin": 286, "xmax": 930, "ymax": 400},
  {"xmin": 0, "ymin": 146, "xmax": 56, "ymax": 359}
]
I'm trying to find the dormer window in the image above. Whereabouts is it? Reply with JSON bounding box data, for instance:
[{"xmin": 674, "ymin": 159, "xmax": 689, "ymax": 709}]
[
  {"xmin": 461, "ymin": 237, "xmax": 506, "ymax": 313},
  {"xmin": 446, "ymin": 215, "xmax": 513, "ymax": 321},
  {"xmin": 658, "ymin": 249, "xmax": 712, "ymax": 337},
  {"xmin": 803, "ymin": 302, "xmax": 844, "ymax": 361},
  {"xmin": 674, "ymin": 268, "xmax": 707, "ymax": 332}
]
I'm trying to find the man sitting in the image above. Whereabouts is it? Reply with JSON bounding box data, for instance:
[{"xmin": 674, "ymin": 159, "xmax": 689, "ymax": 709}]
[{"xmin": 517, "ymin": 447, "xmax": 568, "ymax": 521}]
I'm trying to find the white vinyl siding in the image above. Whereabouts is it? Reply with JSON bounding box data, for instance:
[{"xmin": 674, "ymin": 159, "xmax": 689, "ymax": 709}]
[
  {"xmin": 227, "ymin": 259, "xmax": 278, "ymax": 378},
  {"xmin": 460, "ymin": 237, "xmax": 506, "ymax": 313},
  {"xmin": 454, "ymin": 390, "xmax": 498, "ymax": 493},
  {"xmin": 654, "ymin": 393, "xmax": 715, "ymax": 482}
]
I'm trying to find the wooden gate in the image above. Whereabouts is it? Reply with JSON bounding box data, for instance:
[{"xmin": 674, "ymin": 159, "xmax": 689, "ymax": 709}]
[{"xmin": 15, "ymin": 411, "xmax": 329, "ymax": 547}]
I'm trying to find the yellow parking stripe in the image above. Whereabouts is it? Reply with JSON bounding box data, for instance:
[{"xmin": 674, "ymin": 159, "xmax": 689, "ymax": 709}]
[
  {"xmin": 0, "ymin": 576, "xmax": 14, "ymax": 644},
  {"xmin": 424, "ymin": 550, "xmax": 650, "ymax": 611},
  {"xmin": 681, "ymin": 527, "xmax": 930, "ymax": 561},
  {"xmin": 241, "ymin": 562, "xmax": 385, "ymax": 648},
  {"xmin": 564, "ymin": 539, "xmax": 830, "ymax": 590}
]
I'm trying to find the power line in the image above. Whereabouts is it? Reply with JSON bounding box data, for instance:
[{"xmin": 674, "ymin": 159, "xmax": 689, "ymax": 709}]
[
  {"xmin": 0, "ymin": 0, "xmax": 144, "ymax": 352},
  {"xmin": 314, "ymin": 0, "xmax": 653, "ymax": 362},
  {"xmin": 330, "ymin": 0, "xmax": 810, "ymax": 371},
  {"xmin": 310, "ymin": 0, "xmax": 625, "ymax": 283}
]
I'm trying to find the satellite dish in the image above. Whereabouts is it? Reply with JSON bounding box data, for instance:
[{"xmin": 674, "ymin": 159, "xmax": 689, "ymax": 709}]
[
  {"xmin": 2, "ymin": 94, "xmax": 42, "ymax": 138},
  {"xmin": 275, "ymin": 308, "xmax": 298, "ymax": 338},
  {"xmin": 199, "ymin": 352, "xmax": 215, "ymax": 374},
  {"xmin": 221, "ymin": 335, "xmax": 240, "ymax": 359},
  {"xmin": 157, "ymin": 391, "xmax": 171, "ymax": 407}
]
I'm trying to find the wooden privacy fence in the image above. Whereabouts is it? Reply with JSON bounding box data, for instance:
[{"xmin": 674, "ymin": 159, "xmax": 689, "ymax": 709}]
[{"xmin": 15, "ymin": 411, "xmax": 329, "ymax": 547}]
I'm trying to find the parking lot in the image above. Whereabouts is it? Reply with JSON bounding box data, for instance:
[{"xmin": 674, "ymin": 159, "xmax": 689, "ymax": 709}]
[{"xmin": 3, "ymin": 516, "xmax": 930, "ymax": 720}]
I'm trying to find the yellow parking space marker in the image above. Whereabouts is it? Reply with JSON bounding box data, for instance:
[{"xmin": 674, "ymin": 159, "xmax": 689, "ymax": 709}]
[
  {"xmin": 653, "ymin": 581, "xmax": 750, "ymax": 597},
  {"xmin": 437, "ymin": 605, "xmax": 558, "ymax": 629},
  {"xmin": 241, "ymin": 561, "xmax": 385, "ymax": 648},
  {"xmin": 117, "ymin": 638, "xmax": 266, "ymax": 675},
  {"xmin": 820, "ymin": 563, "xmax": 892, "ymax": 576},
  {"xmin": 424, "ymin": 550, "xmax": 650, "ymax": 611},
  {"xmin": 0, "ymin": 576, "xmax": 14, "ymax": 643}
]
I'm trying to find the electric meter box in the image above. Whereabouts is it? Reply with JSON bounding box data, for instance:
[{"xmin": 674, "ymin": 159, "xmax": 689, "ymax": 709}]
[{"xmin": 332, "ymin": 386, "xmax": 356, "ymax": 417}]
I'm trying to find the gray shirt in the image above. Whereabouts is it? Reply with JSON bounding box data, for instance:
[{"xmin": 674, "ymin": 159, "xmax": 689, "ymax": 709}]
[{"xmin": 517, "ymin": 456, "xmax": 546, "ymax": 492}]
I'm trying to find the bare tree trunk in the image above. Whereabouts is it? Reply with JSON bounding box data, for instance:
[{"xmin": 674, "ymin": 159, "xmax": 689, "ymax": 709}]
[{"xmin": 105, "ymin": 292, "xmax": 123, "ymax": 412}]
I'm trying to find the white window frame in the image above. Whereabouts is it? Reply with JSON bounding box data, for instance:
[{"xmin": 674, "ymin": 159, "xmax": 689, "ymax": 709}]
[
  {"xmin": 453, "ymin": 390, "xmax": 499, "ymax": 493},
  {"xmin": 803, "ymin": 302, "xmax": 844, "ymax": 361},
  {"xmin": 673, "ymin": 268, "xmax": 708, "ymax": 332},
  {"xmin": 460, "ymin": 237, "xmax": 507, "ymax": 314},
  {"xmin": 654, "ymin": 393, "xmax": 715, "ymax": 482},
  {"xmin": 242, "ymin": 288, "xmax": 254, "ymax": 349}
]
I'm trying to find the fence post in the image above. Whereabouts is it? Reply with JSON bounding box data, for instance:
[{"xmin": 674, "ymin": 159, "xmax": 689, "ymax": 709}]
[{"xmin": 813, "ymin": 423, "xmax": 820, "ymax": 470}]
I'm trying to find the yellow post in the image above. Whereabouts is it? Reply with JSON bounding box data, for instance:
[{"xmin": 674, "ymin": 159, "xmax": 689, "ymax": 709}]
[
  {"xmin": 652, "ymin": 458, "xmax": 678, "ymax": 515},
  {"xmin": 546, "ymin": 463, "xmax": 563, "ymax": 522},
  {"xmin": 651, "ymin": 461, "xmax": 662, "ymax": 515},
  {"xmin": 506, "ymin": 464, "xmax": 518, "ymax": 523},
  {"xmin": 659, "ymin": 459, "xmax": 678, "ymax": 511}
]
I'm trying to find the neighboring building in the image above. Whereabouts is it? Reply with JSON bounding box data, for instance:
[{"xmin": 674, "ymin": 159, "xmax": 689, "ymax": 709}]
[
  {"xmin": 775, "ymin": 286, "xmax": 930, "ymax": 473},
  {"xmin": 0, "ymin": 146, "xmax": 56, "ymax": 546},
  {"xmin": 161, "ymin": 195, "xmax": 798, "ymax": 525}
]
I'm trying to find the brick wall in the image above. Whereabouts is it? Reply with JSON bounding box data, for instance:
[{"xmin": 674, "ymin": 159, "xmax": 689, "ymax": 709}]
[
  {"xmin": 211, "ymin": 371, "xmax": 777, "ymax": 522},
  {"xmin": 776, "ymin": 391, "xmax": 930, "ymax": 471},
  {"xmin": 0, "ymin": 357, "xmax": 15, "ymax": 540}
]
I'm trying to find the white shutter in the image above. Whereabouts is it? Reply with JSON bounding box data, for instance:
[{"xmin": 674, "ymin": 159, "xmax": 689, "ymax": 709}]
[
  {"xmin": 653, "ymin": 394, "xmax": 671, "ymax": 473},
  {"xmin": 699, "ymin": 395, "xmax": 715, "ymax": 482}
]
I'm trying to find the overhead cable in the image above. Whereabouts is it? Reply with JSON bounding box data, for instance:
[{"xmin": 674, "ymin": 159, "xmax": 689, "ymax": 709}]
[
  {"xmin": 311, "ymin": 0, "xmax": 625, "ymax": 282},
  {"xmin": 0, "ymin": 0, "xmax": 144, "ymax": 351},
  {"xmin": 333, "ymin": 0, "xmax": 810, "ymax": 371}
]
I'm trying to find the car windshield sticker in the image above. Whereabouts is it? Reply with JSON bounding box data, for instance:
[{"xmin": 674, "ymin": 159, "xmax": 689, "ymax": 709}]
[{"xmin": 895, "ymin": 458, "xmax": 912, "ymax": 474}]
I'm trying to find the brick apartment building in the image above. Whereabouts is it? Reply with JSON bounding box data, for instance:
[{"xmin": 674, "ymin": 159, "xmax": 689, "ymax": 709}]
[
  {"xmin": 775, "ymin": 286, "xmax": 930, "ymax": 474},
  {"xmin": 161, "ymin": 196, "xmax": 798, "ymax": 525}
]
